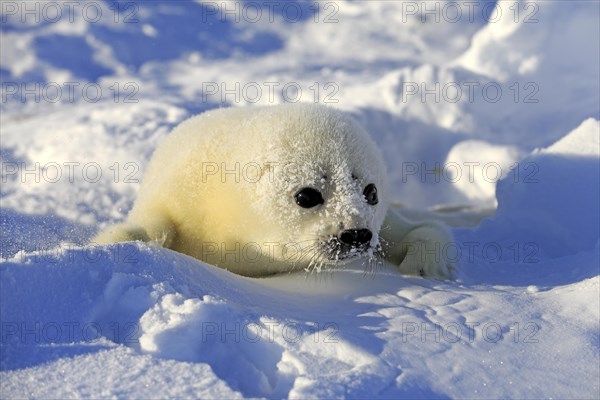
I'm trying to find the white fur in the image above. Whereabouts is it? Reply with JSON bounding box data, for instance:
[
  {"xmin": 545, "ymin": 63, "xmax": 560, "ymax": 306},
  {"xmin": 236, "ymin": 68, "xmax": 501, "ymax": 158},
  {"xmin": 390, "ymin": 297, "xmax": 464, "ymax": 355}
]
[{"xmin": 95, "ymin": 104, "xmax": 456, "ymax": 278}]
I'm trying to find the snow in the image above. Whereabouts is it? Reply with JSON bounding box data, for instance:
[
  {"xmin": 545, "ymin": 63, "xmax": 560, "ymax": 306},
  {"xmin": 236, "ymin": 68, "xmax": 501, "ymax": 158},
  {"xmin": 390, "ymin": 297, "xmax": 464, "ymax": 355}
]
[
  {"xmin": 444, "ymin": 140, "xmax": 524, "ymax": 206},
  {"xmin": 1, "ymin": 0, "xmax": 599, "ymax": 398},
  {"xmin": 471, "ymin": 119, "xmax": 600, "ymax": 260}
]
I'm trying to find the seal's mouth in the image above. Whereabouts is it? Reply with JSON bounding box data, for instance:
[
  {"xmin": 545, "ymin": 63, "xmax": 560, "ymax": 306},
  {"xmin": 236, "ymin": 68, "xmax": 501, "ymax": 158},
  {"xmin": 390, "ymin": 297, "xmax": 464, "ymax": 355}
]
[
  {"xmin": 300, "ymin": 235, "xmax": 382, "ymax": 273},
  {"xmin": 324, "ymin": 236, "xmax": 371, "ymax": 262}
]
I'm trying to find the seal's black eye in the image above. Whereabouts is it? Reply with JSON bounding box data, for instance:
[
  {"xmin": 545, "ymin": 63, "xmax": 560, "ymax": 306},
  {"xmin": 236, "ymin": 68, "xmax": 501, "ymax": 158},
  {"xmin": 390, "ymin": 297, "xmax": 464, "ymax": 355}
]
[
  {"xmin": 364, "ymin": 184, "xmax": 378, "ymax": 205},
  {"xmin": 295, "ymin": 187, "xmax": 324, "ymax": 208}
]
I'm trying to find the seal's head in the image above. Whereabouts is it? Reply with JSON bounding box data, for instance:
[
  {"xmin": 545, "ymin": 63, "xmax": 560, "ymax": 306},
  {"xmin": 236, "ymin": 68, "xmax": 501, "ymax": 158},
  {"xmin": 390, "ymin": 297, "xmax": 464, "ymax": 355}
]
[{"xmin": 246, "ymin": 104, "xmax": 390, "ymax": 272}]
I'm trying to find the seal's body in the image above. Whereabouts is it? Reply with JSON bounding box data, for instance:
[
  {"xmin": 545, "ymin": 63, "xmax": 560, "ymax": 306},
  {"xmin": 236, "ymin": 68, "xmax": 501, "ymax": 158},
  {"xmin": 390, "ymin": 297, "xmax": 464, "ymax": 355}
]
[{"xmin": 96, "ymin": 104, "xmax": 455, "ymax": 278}]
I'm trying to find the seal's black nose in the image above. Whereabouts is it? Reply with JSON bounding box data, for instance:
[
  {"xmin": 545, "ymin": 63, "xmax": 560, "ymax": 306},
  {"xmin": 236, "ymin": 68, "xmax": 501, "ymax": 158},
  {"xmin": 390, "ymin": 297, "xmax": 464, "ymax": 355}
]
[{"xmin": 340, "ymin": 229, "xmax": 372, "ymax": 246}]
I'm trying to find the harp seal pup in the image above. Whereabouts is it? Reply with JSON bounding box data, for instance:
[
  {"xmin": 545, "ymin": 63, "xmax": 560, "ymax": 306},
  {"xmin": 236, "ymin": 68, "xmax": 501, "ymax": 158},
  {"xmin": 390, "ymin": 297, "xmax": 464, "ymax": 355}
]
[{"xmin": 95, "ymin": 103, "xmax": 456, "ymax": 278}]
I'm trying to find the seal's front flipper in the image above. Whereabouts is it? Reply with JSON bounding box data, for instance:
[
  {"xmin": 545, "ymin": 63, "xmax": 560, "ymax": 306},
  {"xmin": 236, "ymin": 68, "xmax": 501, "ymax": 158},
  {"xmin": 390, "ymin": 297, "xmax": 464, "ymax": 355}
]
[
  {"xmin": 93, "ymin": 217, "xmax": 176, "ymax": 248},
  {"xmin": 380, "ymin": 208, "xmax": 457, "ymax": 279},
  {"xmin": 93, "ymin": 223, "xmax": 151, "ymax": 244}
]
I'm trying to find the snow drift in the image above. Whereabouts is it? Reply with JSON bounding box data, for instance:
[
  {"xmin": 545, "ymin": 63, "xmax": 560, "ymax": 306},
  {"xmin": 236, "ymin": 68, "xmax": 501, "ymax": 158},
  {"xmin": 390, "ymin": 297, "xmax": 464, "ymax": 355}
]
[{"xmin": 2, "ymin": 120, "xmax": 599, "ymax": 398}]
